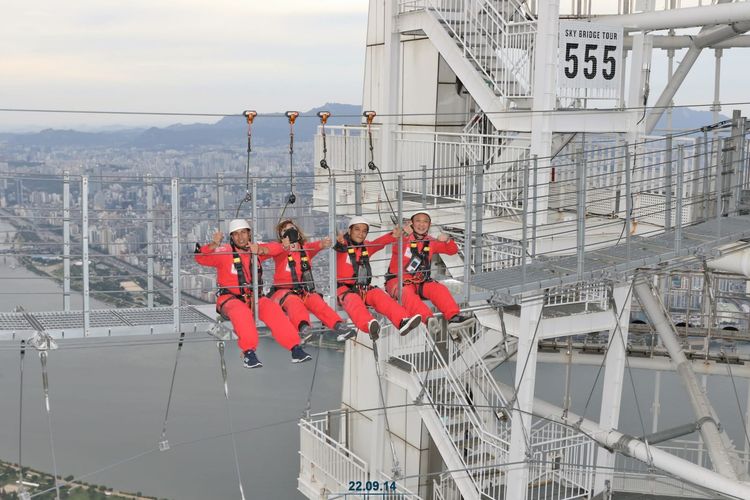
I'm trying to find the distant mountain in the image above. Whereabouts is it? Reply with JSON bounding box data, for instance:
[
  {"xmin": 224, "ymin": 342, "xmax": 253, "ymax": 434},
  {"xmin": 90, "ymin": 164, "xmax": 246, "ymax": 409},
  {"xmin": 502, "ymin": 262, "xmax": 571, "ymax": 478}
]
[
  {"xmin": 0, "ymin": 105, "xmax": 732, "ymax": 150},
  {"xmin": 0, "ymin": 103, "xmax": 362, "ymax": 149},
  {"xmin": 653, "ymin": 107, "xmax": 730, "ymax": 133}
]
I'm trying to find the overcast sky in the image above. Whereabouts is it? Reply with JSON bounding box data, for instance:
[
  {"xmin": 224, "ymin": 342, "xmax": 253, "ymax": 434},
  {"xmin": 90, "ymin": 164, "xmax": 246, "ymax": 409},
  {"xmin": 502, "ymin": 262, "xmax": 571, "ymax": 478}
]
[
  {"xmin": 0, "ymin": 0, "xmax": 369, "ymax": 131},
  {"xmin": 1, "ymin": 1, "xmax": 748, "ymax": 132}
]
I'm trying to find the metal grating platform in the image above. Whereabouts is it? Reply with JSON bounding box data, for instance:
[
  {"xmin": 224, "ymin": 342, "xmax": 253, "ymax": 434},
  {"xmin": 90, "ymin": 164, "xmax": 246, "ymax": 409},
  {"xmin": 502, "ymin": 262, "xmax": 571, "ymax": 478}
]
[
  {"xmin": 0, "ymin": 306, "xmax": 217, "ymax": 341},
  {"xmin": 0, "ymin": 313, "xmax": 34, "ymax": 331},
  {"xmin": 470, "ymin": 215, "xmax": 750, "ymax": 302}
]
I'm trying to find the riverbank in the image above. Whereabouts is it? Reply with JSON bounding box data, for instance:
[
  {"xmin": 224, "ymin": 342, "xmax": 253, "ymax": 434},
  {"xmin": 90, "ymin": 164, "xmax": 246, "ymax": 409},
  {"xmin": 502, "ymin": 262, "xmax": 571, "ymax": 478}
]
[{"xmin": 0, "ymin": 459, "xmax": 160, "ymax": 500}]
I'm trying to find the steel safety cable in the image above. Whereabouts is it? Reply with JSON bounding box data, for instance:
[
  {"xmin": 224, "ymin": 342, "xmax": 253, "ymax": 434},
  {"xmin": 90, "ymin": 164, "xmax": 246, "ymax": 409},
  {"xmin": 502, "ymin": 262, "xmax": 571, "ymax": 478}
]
[
  {"xmin": 235, "ymin": 111, "xmax": 256, "ymax": 218},
  {"xmin": 158, "ymin": 331, "xmax": 186, "ymax": 451},
  {"xmin": 363, "ymin": 110, "xmax": 398, "ymax": 224},
  {"xmin": 39, "ymin": 350, "xmax": 61, "ymax": 500},
  {"xmin": 580, "ymin": 281, "xmax": 636, "ymax": 422},
  {"xmin": 505, "ymin": 300, "xmax": 545, "ymax": 445},
  {"xmin": 371, "ymin": 340, "xmax": 401, "ymax": 479},
  {"xmin": 216, "ymin": 340, "xmax": 247, "ymax": 500},
  {"xmin": 724, "ymin": 357, "xmax": 750, "ymax": 451},
  {"xmin": 3, "ymin": 101, "xmax": 750, "ymax": 120},
  {"xmin": 278, "ymin": 111, "xmax": 299, "ymax": 222},
  {"xmin": 304, "ymin": 343, "xmax": 321, "ymax": 419},
  {"xmin": 17, "ymin": 339, "xmax": 27, "ymax": 498},
  {"xmin": 318, "ymin": 111, "xmax": 332, "ymax": 178}
]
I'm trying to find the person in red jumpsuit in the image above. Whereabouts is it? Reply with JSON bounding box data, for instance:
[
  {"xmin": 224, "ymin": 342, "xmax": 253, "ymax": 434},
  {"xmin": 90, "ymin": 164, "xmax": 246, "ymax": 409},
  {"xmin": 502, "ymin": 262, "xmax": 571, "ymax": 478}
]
[
  {"xmin": 265, "ymin": 218, "xmax": 356, "ymax": 341},
  {"xmin": 334, "ymin": 216, "xmax": 421, "ymax": 340},
  {"xmin": 385, "ymin": 210, "xmax": 474, "ymax": 337},
  {"xmin": 195, "ymin": 218, "xmax": 311, "ymax": 368}
]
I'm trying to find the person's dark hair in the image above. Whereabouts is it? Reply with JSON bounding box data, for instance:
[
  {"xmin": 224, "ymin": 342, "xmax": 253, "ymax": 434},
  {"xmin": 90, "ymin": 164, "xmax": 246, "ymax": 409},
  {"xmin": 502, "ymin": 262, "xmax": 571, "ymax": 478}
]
[{"xmin": 276, "ymin": 218, "xmax": 307, "ymax": 245}]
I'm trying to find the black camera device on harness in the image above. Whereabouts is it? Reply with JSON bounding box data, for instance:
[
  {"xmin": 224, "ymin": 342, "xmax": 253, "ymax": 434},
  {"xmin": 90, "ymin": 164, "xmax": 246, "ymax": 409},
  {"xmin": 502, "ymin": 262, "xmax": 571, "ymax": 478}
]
[{"xmin": 386, "ymin": 236, "xmax": 433, "ymax": 299}]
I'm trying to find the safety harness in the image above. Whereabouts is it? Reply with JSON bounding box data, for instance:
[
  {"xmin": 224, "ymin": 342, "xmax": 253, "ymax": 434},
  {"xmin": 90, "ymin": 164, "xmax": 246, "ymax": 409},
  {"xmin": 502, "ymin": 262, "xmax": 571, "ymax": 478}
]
[
  {"xmin": 386, "ymin": 235, "xmax": 433, "ymax": 298},
  {"xmin": 269, "ymin": 246, "xmax": 316, "ymax": 306},
  {"xmin": 216, "ymin": 242, "xmax": 263, "ymax": 314},
  {"xmin": 335, "ymin": 234, "xmax": 373, "ymax": 301}
]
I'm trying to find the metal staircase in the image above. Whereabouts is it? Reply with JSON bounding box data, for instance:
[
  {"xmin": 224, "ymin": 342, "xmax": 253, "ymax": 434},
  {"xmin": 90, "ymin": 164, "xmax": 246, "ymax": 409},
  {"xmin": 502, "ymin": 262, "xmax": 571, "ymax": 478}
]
[
  {"xmin": 402, "ymin": 0, "xmax": 535, "ymax": 105},
  {"xmin": 380, "ymin": 315, "xmax": 604, "ymax": 500},
  {"xmin": 399, "ymin": 0, "xmax": 536, "ymax": 124},
  {"xmin": 383, "ymin": 326, "xmax": 510, "ymax": 499}
]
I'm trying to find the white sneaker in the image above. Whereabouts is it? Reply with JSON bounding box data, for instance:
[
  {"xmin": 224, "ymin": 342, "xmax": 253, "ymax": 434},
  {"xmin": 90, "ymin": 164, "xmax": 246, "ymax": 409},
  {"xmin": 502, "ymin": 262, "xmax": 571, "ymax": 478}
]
[{"xmin": 427, "ymin": 317, "xmax": 441, "ymax": 336}]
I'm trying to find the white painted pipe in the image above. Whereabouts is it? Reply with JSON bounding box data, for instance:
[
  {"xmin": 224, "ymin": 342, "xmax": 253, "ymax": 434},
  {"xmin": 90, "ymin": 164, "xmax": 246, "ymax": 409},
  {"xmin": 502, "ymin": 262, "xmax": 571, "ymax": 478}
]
[
  {"xmin": 534, "ymin": 352, "xmax": 750, "ymax": 378},
  {"xmin": 626, "ymin": 35, "xmax": 750, "ymax": 50},
  {"xmin": 634, "ymin": 275, "xmax": 741, "ymax": 480},
  {"xmin": 596, "ymin": 2, "xmax": 750, "ymax": 31},
  {"xmin": 494, "ymin": 382, "xmax": 750, "ymax": 499},
  {"xmin": 708, "ymin": 247, "xmax": 750, "ymax": 278}
]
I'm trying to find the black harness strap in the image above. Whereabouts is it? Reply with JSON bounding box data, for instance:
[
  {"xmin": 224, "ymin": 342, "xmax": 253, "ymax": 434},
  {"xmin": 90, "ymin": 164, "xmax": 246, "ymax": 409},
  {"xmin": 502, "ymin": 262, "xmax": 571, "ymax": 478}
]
[
  {"xmin": 287, "ymin": 249, "xmax": 315, "ymax": 293},
  {"xmin": 335, "ymin": 235, "xmax": 373, "ymax": 301},
  {"xmin": 216, "ymin": 243, "xmax": 263, "ymax": 316},
  {"xmin": 385, "ymin": 236, "xmax": 433, "ymax": 290}
]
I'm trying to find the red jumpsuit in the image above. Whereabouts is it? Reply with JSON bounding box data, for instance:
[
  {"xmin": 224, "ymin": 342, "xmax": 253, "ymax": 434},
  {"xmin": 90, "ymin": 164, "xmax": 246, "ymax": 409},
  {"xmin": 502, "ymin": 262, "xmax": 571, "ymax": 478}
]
[
  {"xmin": 195, "ymin": 243, "xmax": 301, "ymax": 352},
  {"xmin": 265, "ymin": 240, "xmax": 344, "ymax": 330},
  {"xmin": 385, "ymin": 234, "xmax": 460, "ymax": 323},
  {"xmin": 335, "ymin": 233, "xmax": 413, "ymax": 333}
]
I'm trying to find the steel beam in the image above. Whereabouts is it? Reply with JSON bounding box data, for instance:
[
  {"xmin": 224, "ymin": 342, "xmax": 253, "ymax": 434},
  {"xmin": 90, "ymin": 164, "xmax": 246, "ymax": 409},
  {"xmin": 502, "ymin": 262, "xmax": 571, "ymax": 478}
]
[
  {"xmin": 495, "ymin": 380, "xmax": 750, "ymax": 499},
  {"xmin": 633, "ymin": 275, "xmax": 742, "ymax": 479}
]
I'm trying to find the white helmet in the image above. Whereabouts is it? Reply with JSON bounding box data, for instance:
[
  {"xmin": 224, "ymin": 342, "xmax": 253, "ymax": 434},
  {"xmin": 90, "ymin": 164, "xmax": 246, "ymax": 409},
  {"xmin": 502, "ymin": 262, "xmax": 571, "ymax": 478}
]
[
  {"xmin": 410, "ymin": 210, "xmax": 432, "ymax": 222},
  {"xmin": 347, "ymin": 216, "xmax": 370, "ymax": 229},
  {"xmin": 228, "ymin": 219, "xmax": 251, "ymax": 234}
]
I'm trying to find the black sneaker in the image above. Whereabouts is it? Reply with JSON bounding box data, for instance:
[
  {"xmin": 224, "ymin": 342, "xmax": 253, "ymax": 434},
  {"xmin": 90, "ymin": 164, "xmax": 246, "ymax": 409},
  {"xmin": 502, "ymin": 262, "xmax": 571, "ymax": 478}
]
[
  {"xmin": 367, "ymin": 319, "xmax": 381, "ymax": 341},
  {"xmin": 334, "ymin": 322, "xmax": 356, "ymax": 342},
  {"xmin": 398, "ymin": 314, "xmax": 422, "ymax": 336},
  {"xmin": 291, "ymin": 345, "xmax": 312, "ymax": 363},
  {"xmin": 242, "ymin": 349, "xmax": 263, "ymax": 369}
]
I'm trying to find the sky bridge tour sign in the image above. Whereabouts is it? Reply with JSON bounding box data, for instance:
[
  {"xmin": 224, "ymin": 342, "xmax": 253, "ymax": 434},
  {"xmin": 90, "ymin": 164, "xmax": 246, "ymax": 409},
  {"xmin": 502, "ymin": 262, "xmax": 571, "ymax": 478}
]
[{"xmin": 558, "ymin": 21, "xmax": 623, "ymax": 98}]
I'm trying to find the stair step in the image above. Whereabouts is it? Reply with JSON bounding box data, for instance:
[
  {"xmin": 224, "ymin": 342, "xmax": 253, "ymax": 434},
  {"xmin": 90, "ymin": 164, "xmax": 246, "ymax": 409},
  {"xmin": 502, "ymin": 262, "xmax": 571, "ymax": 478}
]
[
  {"xmin": 465, "ymin": 451, "xmax": 497, "ymax": 465},
  {"xmin": 387, "ymin": 356, "xmax": 412, "ymax": 372}
]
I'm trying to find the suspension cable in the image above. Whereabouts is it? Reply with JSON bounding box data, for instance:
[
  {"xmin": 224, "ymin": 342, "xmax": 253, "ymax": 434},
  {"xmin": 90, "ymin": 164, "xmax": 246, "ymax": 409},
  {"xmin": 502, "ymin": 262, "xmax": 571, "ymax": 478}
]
[
  {"xmin": 318, "ymin": 110, "xmax": 332, "ymax": 178},
  {"xmin": 304, "ymin": 344, "xmax": 321, "ymax": 419},
  {"xmin": 39, "ymin": 350, "xmax": 61, "ymax": 500},
  {"xmin": 235, "ymin": 110, "xmax": 256, "ymax": 218},
  {"xmin": 371, "ymin": 340, "xmax": 401, "ymax": 479},
  {"xmin": 18, "ymin": 339, "xmax": 27, "ymax": 498},
  {"xmin": 363, "ymin": 110, "xmax": 398, "ymax": 224},
  {"xmin": 217, "ymin": 340, "xmax": 247, "ymax": 500},
  {"xmin": 159, "ymin": 331, "xmax": 186, "ymax": 451},
  {"xmin": 278, "ymin": 111, "xmax": 299, "ymax": 222}
]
